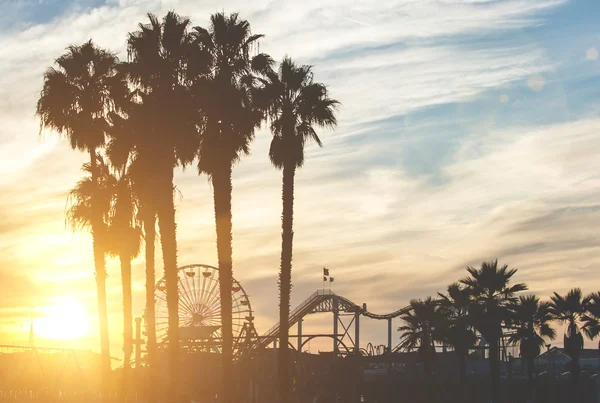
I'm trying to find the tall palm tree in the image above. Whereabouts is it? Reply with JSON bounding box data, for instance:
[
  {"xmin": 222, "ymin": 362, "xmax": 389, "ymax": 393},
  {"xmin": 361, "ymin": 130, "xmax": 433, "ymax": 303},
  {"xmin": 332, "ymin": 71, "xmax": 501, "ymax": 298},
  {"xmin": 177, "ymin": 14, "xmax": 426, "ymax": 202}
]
[
  {"xmin": 549, "ymin": 288, "xmax": 599, "ymax": 382},
  {"xmin": 508, "ymin": 295, "xmax": 555, "ymax": 400},
  {"xmin": 398, "ymin": 297, "xmax": 441, "ymax": 378},
  {"xmin": 460, "ymin": 260, "xmax": 527, "ymax": 403},
  {"xmin": 437, "ymin": 283, "xmax": 477, "ymax": 392},
  {"xmin": 253, "ymin": 57, "xmax": 339, "ymax": 402},
  {"xmin": 37, "ymin": 40, "xmax": 128, "ymax": 384},
  {"xmin": 192, "ymin": 13, "xmax": 267, "ymax": 402},
  {"xmin": 126, "ymin": 12, "xmax": 201, "ymax": 395}
]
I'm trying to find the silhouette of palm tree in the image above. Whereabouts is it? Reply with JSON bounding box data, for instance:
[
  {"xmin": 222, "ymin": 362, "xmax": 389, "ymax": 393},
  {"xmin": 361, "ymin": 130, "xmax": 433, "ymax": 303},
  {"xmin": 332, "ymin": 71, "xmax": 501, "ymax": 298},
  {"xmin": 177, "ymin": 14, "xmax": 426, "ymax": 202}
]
[
  {"xmin": 398, "ymin": 297, "xmax": 440, "ymax": 378},
  {"xmin": 192, "ymin": 14, "xmax": 268, "ymax": 402},
  {"xmin": 108, "ymin": 105, "xmax": 160, "ymax": 389},
  {"xmin": 508, "ymin": 295, "xmax": 555, "ymax": 400},
  {"xmin": 37, "ymin": 40, "xmax": 128, "ymax": 384},
  {"xmin": 126, "ymin": 12, "xmax": 201, "ymax": 396},
  {"xmin": 437, "ymin": 283, "xmax": 477, "ymax": 393},
  {"xmin": 253, "ymin": 56, "xmax": 339, "ymax": 402},
  {"xmin": 105, "ymin": 161, "xmax": 142, "ymax": 392},
  {"xmin": 460, "ymin": 260, "xmax": 527, "ymax": 403},
  {"xmin": 549, "ymin": 288, "xmax": 599, "ymax": 383}
]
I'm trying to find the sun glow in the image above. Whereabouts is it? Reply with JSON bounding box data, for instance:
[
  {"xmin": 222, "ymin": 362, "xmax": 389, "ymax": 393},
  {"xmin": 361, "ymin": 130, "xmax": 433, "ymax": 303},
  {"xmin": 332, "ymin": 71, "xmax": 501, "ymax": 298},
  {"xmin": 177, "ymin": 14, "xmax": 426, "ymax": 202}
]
[{"xmin": 35, "ymin": 299, "xmax": 90, "ymax": 340}]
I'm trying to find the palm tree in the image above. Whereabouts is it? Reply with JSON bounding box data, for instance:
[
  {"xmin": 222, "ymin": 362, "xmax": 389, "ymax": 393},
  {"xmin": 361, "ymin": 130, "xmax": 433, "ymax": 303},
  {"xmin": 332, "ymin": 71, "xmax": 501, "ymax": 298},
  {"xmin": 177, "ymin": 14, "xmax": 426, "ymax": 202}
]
[
  {"xmin": 437, "ymin": 283, "xmax": 477, "ymax": 392},
  {"xmin": 192, "ymin": 13, "xmax": 267, "ymax": 402},
  {"xmin": 253, "ymin": 57, "xmax": 339, "ymax": 401},
  {"xmin": 549, "ymin": 288, "xmax": 599, "ymax": 382},
  {"xmin": 126, "ymin": 12, "xmax": 201, "ymax": 395},
  {"xmin": 37, "ymin": 40, "xmax": 128, "ymax": 384},
  {"xmin": 105, "ymin": 161, "xmax": 142, "ymax": 394},
  {"xmin": 508, "ymin": 295, "xmax": 555, "ymax": 400},
  {"xmin": 460, "ymin": 260, "xmax": 527, "ymax": 403},
  {"xmin": 108, "ymin": 108, "xmax": 159, "ymax": 386},
  {"xmin": 398, "ymin": 297, "xmax": 441, "ymax": 378}
]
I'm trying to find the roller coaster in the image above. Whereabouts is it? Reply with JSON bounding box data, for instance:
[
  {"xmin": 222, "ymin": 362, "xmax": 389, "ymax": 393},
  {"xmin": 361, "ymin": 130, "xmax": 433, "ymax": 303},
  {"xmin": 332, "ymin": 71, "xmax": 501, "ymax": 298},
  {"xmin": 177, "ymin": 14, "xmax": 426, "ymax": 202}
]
[
  {"xmin": 256, "ymin": 289, "xmax": 411, "ymax": 355},
  {"xmin": 148, "ymin": 264, "xmax": 414, "ymax": 358}
]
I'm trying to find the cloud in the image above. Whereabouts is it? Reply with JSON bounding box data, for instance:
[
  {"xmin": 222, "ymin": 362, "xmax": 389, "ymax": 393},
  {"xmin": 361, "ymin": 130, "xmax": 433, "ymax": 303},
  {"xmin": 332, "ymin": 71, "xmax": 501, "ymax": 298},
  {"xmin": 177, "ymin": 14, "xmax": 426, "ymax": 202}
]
[{"xmin": 2, "ymin": 0, "xmax": 596, "ymax": 353}]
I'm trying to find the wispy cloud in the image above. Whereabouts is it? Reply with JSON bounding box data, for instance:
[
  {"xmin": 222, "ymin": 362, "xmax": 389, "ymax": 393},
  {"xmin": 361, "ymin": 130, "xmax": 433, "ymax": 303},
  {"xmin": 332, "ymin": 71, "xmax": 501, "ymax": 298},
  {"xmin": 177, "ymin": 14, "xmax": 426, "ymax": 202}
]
[{"xmin": 2, "ymin": 0, "xmax": 598, "ymax": 352}]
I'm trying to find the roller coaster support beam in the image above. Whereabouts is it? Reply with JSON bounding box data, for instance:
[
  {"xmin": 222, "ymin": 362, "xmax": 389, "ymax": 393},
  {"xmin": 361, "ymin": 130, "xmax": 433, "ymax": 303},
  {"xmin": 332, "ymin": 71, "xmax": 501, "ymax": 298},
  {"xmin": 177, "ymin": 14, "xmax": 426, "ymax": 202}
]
[
  {"xmin": 387, "ymin": 318, "xmax": 392, "ymax": 353},
  {"xmin": 355, "ymin": 311, "xmax": 360, "ymax": 354},
  {"xmin": 333, "ymin": 296, "xmax": 339, "ymax": 354},
  {"xmin": 298, "ymin": 319, "xmax": 303, "ymax": 351}
]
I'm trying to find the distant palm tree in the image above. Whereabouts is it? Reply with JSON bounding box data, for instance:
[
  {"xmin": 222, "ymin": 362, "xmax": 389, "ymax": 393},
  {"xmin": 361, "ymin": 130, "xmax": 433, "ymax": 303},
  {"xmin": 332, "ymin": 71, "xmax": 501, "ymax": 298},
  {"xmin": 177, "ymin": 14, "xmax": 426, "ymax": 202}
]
[
  {"xmin": 192, "ymin": 14, "xmax": 268, "ymax": 402},
  {"xmin": 398, "ymin": 297, "xmax": 441, "ymax": 378},
  {"xmin": 437, "ymin": 283, "xmax": 477, "ymax": 391},
  {"xmin": 126, "ymin": 12, "xmax": 201, "ymax": 395},
  {"xmin": 254, "ymin": 57, "xmax": 339, "ymax": 402},
  {"xmin": 37, "ymin": 40, "xmax": 128, "ymax": 383},
  {"xmin": 549, "ymin": 288, "xmax": 599, "ymax": 382},
  {"xmin": 460, "ymin": 260, "xmax": 527, "ymax": 403},
  {"xmin": 508, "ymin": 295, "xmax": 555, "ymax": 400}
]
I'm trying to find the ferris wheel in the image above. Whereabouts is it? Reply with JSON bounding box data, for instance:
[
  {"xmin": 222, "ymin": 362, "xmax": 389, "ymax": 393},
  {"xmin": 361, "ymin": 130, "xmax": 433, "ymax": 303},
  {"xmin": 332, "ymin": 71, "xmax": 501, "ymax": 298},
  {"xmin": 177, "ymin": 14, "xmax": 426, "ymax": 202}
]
[{"xmin": 152, "ymin": 264, "xmax": 254, "ymax": 354}]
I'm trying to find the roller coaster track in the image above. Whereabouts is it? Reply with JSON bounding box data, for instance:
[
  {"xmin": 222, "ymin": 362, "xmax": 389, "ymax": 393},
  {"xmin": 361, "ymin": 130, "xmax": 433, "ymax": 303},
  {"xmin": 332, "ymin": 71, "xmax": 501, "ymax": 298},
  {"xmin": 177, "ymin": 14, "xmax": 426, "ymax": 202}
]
[{"xmin": 257, "ymin": 289, "xmax": 411, "ymax": 349}]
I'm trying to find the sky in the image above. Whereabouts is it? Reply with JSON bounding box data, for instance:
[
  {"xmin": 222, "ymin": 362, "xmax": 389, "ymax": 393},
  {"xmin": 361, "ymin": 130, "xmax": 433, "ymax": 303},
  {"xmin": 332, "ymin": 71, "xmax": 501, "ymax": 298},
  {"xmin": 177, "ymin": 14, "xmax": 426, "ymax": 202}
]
[{"xmin": 0, "ymin": 0, "xmax": 600, "ymax": 359}]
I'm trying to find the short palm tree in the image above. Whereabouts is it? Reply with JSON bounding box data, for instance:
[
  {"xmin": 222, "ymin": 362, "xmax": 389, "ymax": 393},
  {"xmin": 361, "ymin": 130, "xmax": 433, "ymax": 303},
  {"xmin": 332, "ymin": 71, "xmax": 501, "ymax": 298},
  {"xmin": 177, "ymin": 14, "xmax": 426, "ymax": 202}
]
[
  {"xmin": 105, "ymin": 161, "xmax": 142, "ymax": 391},
  {"xmin": 254, "ymin": 57, "xmax": 339, "ymax": 402},
  {"xmin": 549, "ymin": 288, "xmax": 599, "ymax": 382},
  {"xmin": 398, "ymin": 297, "xmax": 441, "ymax": 378},
  {"xmin": 437, "ymin": 283, "xmax": 477, "ymax": 390},
  {"xmin": 508, "ymin": 295, "xmax": 555, "ymax": 399},
  {"xmin": 192, "ymin": 13, "xmax": 267, "ymax": 402},
  {"xmin": 108, "ymin": 107, "xmax": 159, "ymax": 382},
  {"xmin": 37, "ymin": 40, "xmax": 128, "ymax": 382},
  {"xmin": 460, "ymin": 260, "xmax": 527, "ymax": 403},
  {"xmin": 126, "ymin": 12, "xmax": 201, "ymax": 394}
]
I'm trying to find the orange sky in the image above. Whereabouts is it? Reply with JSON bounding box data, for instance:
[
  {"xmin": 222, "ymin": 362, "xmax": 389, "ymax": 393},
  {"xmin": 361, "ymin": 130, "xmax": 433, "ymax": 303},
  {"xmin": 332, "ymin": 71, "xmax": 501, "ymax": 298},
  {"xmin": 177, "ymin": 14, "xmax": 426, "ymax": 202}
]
[{"xmin": 1, "ymin": 0, "xmax": 600, "ymax": 359}]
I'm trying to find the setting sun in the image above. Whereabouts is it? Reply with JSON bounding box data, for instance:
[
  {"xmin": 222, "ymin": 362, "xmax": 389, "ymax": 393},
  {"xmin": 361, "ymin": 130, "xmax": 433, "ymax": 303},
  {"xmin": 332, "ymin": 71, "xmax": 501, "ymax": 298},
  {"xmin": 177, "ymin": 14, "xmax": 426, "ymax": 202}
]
[{"xmin": 35, "ymin": 299, "xmax": 90, "ymax": 340}]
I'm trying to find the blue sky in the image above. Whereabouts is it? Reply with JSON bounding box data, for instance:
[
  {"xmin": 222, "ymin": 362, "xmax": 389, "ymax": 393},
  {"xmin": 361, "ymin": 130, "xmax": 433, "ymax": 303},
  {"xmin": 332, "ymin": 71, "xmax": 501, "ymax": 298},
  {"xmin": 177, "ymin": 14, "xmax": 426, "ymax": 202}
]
[{"xmin": 0, "ymin": 0, "xmax": 600, "ymax": 355}]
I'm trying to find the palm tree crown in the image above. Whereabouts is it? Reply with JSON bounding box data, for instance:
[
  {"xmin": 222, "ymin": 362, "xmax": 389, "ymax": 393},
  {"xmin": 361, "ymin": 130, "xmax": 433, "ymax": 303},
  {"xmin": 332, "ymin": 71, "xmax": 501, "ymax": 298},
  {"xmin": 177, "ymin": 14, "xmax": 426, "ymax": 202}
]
[
  {"xmin": 437, "ymin": 283, "xmax": 477, "ymax": 354},
  {"xmin": 126, "ymin": 12, "xmax": 200, "ymax": 170},
  {"xmin": 398, "ymin": 297, "xmax": 441, "ymax": 372},
  {"xmin": 461, "ymin": 260, "xmax": 527, "ymax": 343},
  {"xmin": 65, "ymin": 156, "xmax": 113, "ymax": 236},
  {"xmin": 509, "ymin": 295, "xmax": 556, "ymax": 360},
  {"xmin": 256, "ymin": 57, "xmax": 339, "ymax": 169},
  {"xmin": 550, "ymin": 288, "xmax": 599, "ymax": 339},
  {"xmin": 37, "ymin": 40, "xmax": 127, "ymax": 151},
  {"xmin": 193, "ymin": 12, "xmax": 266, "ymax": 174}
]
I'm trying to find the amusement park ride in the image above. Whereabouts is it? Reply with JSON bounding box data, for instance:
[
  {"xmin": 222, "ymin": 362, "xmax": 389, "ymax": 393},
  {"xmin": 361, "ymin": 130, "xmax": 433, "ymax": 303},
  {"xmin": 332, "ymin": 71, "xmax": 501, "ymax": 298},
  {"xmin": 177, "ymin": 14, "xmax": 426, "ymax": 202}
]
[{"xmin": 150, "ymin": 263, "xmax": 411, "ymax": 360}]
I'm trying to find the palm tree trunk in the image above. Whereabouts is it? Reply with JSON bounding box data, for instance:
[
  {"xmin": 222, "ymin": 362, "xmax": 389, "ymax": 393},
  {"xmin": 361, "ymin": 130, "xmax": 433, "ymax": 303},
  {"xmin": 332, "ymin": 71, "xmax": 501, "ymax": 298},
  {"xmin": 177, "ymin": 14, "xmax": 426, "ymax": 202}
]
[
  {"xmin": 143, "ymin": 208, "xmax": 157, "ymax": 400},
  {"xmin": 120, "ymin": 252, "xmax": 133, "ymax": 397},
  {"xmin": 490, "ymin": 339, "xmax": 499, "ymax": 403},
  {"xmin": 157, "ymin": 173, "xmax": 179, "ymax": 401},
  {"xmin": 89, "ymin": 149, "xmax": 111, "ymax": 394},
  {"xmin": 278, "ymin": 162, "xmax": 296, "ymax": 403},
  {"xmin": 212, "ymin": 164, "xmax": 234, "ymax": 403}
]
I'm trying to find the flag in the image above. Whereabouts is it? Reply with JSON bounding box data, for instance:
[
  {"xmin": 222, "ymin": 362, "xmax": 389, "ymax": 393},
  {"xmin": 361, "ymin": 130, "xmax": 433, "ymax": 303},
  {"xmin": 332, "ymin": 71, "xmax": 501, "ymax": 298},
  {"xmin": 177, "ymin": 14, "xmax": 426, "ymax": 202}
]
[
  {"xmin": 323, "ymin": 276, "xmax": 327, "ymax": 281},
  {"xmin": 330, "ymin": 277, "xmax": 334, "ymax": 283},
  {"xmin": 323, "ymin": 267, "xmax": 329, "ymax": 276}
]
